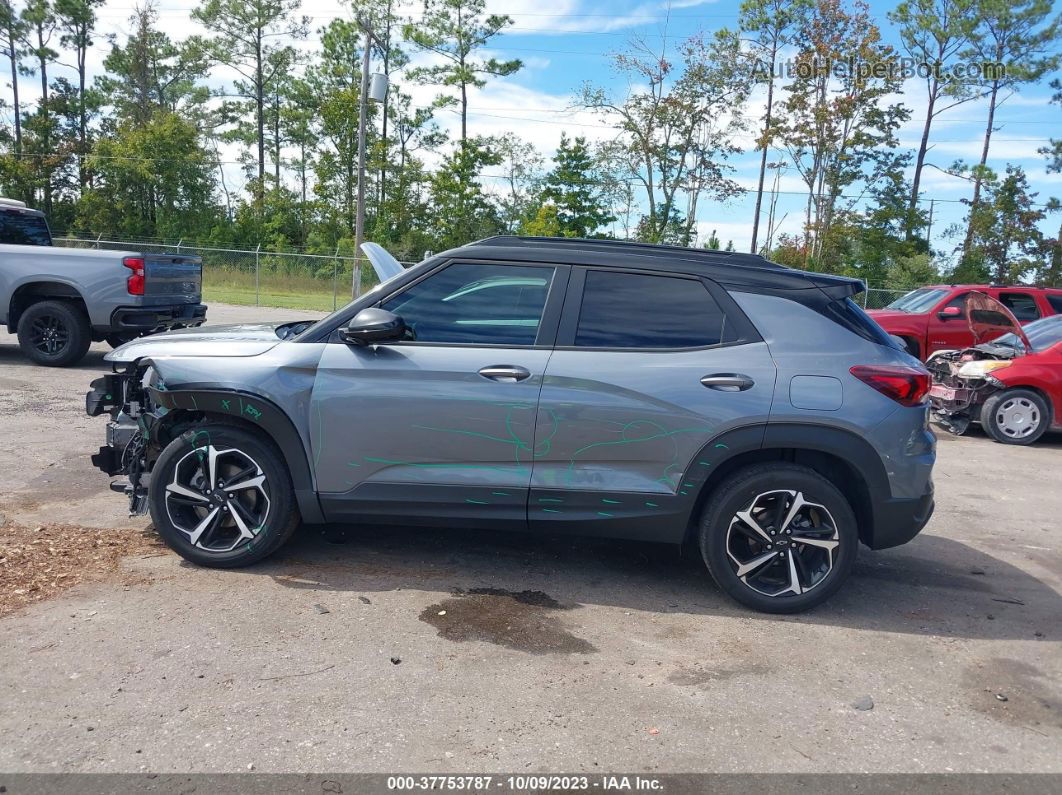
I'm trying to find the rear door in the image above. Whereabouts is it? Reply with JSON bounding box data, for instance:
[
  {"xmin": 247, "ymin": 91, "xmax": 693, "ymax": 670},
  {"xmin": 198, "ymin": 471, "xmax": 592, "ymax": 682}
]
[
  {"xmin": 997, "ymin": 291, "xmax": 1042, "ymax": 325},
  {"xmin": 529, "ymin": 267, "xmax": 776, "ymax": 540}
]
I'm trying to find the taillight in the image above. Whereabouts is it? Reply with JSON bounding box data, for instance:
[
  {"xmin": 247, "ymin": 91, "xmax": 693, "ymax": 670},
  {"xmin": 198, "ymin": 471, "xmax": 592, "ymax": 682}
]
[
  {"xmin": 123, "ymin": 256, "xmax": 145, "ymax": 295},
  {"xmin": 850, "ymin": 365, "xmax": 930, "ymax": 407}
]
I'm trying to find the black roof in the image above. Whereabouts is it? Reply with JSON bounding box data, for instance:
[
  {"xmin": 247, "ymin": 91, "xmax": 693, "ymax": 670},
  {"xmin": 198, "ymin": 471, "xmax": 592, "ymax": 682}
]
[{"xmin": 441, "ymin": 236, "xmax": 862, "ymax": 298}]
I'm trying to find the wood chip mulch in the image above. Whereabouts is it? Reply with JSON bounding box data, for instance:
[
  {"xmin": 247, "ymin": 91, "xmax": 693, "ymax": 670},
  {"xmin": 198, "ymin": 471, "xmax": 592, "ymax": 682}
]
[{"xmin": 0, "ymin": 522, "xmax": 164, "ymax": 618}]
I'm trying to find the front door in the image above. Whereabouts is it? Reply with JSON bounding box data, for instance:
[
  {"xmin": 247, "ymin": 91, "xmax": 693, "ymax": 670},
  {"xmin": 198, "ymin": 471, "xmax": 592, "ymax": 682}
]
[
  {"xmin": 311, "ymin": 260, "xmax": 565, "ymax": 528},
  {"xmin": 529, "ymin": 268, "xmax": 777, "ymax": 541}
]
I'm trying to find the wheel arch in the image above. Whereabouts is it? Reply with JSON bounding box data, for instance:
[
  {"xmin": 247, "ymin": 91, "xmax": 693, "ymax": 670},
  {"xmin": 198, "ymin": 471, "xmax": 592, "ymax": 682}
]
[
  {"xmin": 683, "ymin": 423, "xmax": 889, "ymax": 549},
  {"xmin": 8, "ymin": 280, "xmax": 88, "ymax": 331},
  {"xmin": 147, "ymin": 387, "xmax": 325, "ymax": 523}
]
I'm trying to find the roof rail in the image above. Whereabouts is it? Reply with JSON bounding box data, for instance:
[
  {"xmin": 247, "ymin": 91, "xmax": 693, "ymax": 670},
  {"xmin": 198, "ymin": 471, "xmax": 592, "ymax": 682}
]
[
  {"xmin": 0, "ymin": 197, "xmax": 28, "ymax": 208},
  {"xmin": 469, "ymin": 235, "xmax": 783, "ymax": 268}
]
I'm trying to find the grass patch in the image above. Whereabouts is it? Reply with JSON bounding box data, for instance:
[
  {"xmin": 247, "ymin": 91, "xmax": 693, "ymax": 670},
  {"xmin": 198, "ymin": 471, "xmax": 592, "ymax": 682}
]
[{"xmin": 202, "ymin": 265, "xmax": 377, "ymax": 312}]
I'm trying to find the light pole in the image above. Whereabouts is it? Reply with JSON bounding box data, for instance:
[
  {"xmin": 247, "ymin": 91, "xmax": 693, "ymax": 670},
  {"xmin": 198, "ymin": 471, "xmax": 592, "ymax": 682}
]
[{"xmin": 353, "ymin": 17, "xmax": 388, "ymax": 299}]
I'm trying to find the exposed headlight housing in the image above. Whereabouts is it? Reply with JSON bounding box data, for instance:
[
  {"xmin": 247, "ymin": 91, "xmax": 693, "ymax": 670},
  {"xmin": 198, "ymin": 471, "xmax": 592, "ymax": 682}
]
[{"xmin": 957, "ymin": 359, "xmax": 1011, "ymax": 378}]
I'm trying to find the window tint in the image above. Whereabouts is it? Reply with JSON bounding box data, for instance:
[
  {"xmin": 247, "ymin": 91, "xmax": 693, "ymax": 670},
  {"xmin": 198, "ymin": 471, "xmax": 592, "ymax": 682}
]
[
  {"xmin": 381, "ymin": 262, "xmax": 554, "ymax": 345},
  {"xmin": 999, "ymin": 292, "xmax": 1040, "ymax": 322},
  {"xmin": 0, "ymin": 208, "xmax": 51, "ymax": 246},
  {"xmin": 1048, "ymin": 294, "xmax": 1062, "ymax": 314},
  {"xmin": 575, "ymin": 270, "xmax": 736, "ymax": 349}
]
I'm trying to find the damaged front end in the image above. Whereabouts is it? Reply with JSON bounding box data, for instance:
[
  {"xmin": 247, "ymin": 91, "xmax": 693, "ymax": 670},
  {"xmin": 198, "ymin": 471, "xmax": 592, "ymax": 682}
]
[
  {"xmin": 926, "ymin": 348, "xmax": 1016, "ymax": 435},
  {"xmin": 926, "ymin": 291, "xmax": 1030, "ymax": 436},
  {"xmin": 86, "ymin": 365, "xmax": 172, "ymax": 515}
]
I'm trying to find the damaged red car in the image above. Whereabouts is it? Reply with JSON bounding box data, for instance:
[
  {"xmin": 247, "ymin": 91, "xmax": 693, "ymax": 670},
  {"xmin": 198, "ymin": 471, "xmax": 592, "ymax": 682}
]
[{"xmin": 928, "ymin": 292, "xmax": 1062, "ymax": 445}]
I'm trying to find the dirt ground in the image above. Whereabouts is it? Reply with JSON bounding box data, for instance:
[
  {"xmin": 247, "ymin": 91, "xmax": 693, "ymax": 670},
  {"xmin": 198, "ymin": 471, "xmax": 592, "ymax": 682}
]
[{"xmin": 0, "ymin": 303, "xmax": 1059, "ymax": 774}]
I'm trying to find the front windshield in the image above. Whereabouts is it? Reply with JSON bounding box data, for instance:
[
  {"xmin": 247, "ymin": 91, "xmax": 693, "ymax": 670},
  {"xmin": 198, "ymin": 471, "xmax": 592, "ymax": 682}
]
[
  {"xmin": 885, "ymin": 287, "xmax": 948, "ymax": 313},
  {"xmin": 989, "ymin": 314, "xmax": 1062, "ymax": 353}
]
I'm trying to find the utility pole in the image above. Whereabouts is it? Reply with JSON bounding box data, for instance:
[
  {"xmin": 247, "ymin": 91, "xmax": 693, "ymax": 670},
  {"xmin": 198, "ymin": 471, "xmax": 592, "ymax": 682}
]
[{"xmin": 353, "ymin": 16, "xmax": 388, "ymax": 299}]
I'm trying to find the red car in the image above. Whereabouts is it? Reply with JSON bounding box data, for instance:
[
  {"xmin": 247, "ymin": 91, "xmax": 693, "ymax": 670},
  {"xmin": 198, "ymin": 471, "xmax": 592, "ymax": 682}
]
[
  {"xmin": 867, "ymin": 284, "xmax": 1062, "ymax": 359},
  {"xmin": 927, "ymin": 292, "xmax": 1062, "ymax": 445}
]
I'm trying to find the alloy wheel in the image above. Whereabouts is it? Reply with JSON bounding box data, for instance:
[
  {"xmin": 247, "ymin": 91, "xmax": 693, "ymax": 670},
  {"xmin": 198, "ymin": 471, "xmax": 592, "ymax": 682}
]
[
  {"xmin": 995, "ymin": 397, "xmax": 1039, "ymax": 440},
  {"xmin": 28, "ymin": 314, "xmax": 70, "ymax": 355},
  {"xmin": 725, "ymin": 490, "xmax": 840, "ymax": 598},
  {"xmin": 164, "ymin": 445, "xmax": 271, "ymax": 553}
]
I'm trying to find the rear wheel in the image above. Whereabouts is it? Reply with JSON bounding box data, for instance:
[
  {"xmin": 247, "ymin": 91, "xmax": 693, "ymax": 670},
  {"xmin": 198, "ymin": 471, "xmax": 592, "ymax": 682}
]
[
  {"xmin": 16, "ymin": 300, "xmax": 92, "ymax": 367},
  {"xmin": 981, "ymin": 388, "xmax": 1050, "ymax": 445},
  {"xmin": 148, "ymin": 423, "xmax": 300, "ymax": 567},
  {"xmin": 699, "ymin": 464, "xmax": 858, "ymax": 614}
]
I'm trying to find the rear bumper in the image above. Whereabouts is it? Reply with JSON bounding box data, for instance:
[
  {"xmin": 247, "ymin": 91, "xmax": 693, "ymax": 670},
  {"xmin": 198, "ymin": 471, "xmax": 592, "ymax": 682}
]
[
  {"xmin": 866, "ymin": 481, "xmax": 935, "ymax": 550},
  {"xmin": 107, "ymin": 303, "xmax": 207, "ymax": 332}
]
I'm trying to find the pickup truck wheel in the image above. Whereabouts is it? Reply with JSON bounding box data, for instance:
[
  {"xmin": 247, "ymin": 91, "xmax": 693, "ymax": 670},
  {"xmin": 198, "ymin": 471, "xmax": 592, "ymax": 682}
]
[
  {"xmin": 981, "ymin": 388, "xmax": 1050, "ymax": 445},
  {"xmin": 148, "ymin": 424, "xmax": 300, "ymax": 568},
  {"xmin": 698, "ymin": 464, "xmax": 858, "ymax": 614},
  {"xmin": 16, "ymin": 300, "xmax": 92, "ymax": 367}
]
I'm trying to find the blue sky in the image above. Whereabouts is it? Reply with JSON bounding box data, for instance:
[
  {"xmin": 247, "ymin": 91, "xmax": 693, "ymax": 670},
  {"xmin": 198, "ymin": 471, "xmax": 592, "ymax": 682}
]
[{"xmin": 4, "ymin": 0, "xmax": 1061, "ymax": 270}]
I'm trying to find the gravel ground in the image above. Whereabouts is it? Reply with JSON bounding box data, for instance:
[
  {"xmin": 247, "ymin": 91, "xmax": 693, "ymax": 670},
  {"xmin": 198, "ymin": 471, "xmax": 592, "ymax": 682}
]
[{"xmin": 0, "ymin": 303, "xmax": 1059, "ymax": 773}]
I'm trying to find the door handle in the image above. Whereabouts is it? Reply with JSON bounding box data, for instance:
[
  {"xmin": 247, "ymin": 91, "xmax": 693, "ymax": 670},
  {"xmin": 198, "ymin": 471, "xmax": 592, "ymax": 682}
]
[
  {"xmin": 700, "ymin": 373, "xmax": 754, "ymax": 392},
  {"xmin": 478, "ymin": 365, "xmax": 532, "ymax": 383}
]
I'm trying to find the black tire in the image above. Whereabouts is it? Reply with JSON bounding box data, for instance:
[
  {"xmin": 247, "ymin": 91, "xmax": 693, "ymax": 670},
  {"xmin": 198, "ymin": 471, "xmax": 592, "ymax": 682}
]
[
  {"xmin": 16, "ymin": 300, "xmax": 92, "ymax": 367},
  {"xmin": 699, "ymin": 463, "xmax": 858, "ymax": 614},
  {"xmin": 148, "ymin": 423, "xmax": 300, "ymax": 568},
  {"xmin": 980, "ymin": 388, "xmax": 1050, "ymax": 446},
  {"xmin": 105, "ymin": 333, "xmax": 140, "ymax": 349}
]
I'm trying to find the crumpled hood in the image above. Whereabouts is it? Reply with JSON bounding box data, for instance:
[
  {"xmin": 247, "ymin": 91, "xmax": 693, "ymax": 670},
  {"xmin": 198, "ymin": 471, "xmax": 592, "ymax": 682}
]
[{"xmin": 105, "ymin": 322, "xmax": 289, "ymax": 362}]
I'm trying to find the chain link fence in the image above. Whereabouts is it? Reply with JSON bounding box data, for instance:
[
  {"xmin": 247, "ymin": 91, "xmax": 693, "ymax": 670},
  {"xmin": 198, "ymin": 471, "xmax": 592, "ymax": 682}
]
[
  {"xmin": 54, "ymin": 235, "xmax": 920, "ymax": 314},
  {"xmin": 54, "ymin": 236, "xmax": 420, "ymax": 312}
]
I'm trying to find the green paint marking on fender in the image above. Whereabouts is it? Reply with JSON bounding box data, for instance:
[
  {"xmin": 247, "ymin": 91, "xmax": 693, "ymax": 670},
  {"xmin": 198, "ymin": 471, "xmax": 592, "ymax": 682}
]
[
  {"xmin": 680, "ymin": 490, "xmax": 688, "ymax": 495},
  {"xmin": 698, "ymin": 460, "xmax": 710, "ymax": 466},
  {"xmin": 491, "ymin": 491, "xmax": 510, "ymax": 496},
  {"xmin": 189, "ymin": 394, "xmax": 199, "ymax": 410},
  {"xmin": 243, "ymin": 403, "xmax": 262, "ymax": 421},
  {"xmin": 346, "ymin": 462, "xmax": 361, "ymax": 467},
  {"xmin": 596, "ymin": 511, "xmax": 614, "ymax": 518},
  {"xmin": 104, "ymin": 393, "xmax": 112, "ymax": 400},
  {"xmin": 542, "ymin": 508, "xmax": 561, "ymax": 513},
  {"xmin": 221, "ymin": 399, "xmax": 231, "ymax": 411},
  {"xmin": 465, "ymin": 499, "xmax": 489, "ymax": 505},
  {"xmin": 601, "ymin": 498, "xmax": 621, "ymax": 504},
  {"xmin": 714, "ymin": 443, "xmax": 728, "ymax": 449},
  {"xmin": 538, "ymin": 498, "xmax": 564, "ymax": 503},
  {"xmin": 645, "ymin": 502, "xmax": 659, "ymax": 508}
]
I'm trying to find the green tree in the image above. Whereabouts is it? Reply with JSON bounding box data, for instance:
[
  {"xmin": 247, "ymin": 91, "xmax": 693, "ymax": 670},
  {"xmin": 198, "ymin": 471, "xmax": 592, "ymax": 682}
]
[
  {"xmin": 738, "ymin": 0, "xmax": 812, "ymax": 253},
  {"xmin": 428, "ymin": 138, "xmax": 501, "ymax": 249},
  {"xmin": 959, "ymin": 0, "xmax": 1060, "ymax": 259},
  {"xmin": 582, "ymin": 32, "xmax": 749, "ymax": 245},
  {"xmin": 491, "ymin": 132, "xmax": 541, "ymax": 233},
  {"xmin": 958, "ymin": 165, "xmax": 1045, "ymax": 283},
  {"xmin": 772, "ymin": 0, "xmax": 908, "ymax": 269},
  {"xmin": 403, "ymin": 0, "xmax": 520, "ymax": 145},
  {"xmin": 538, "ymin": 134, "xmax": 614, "ymax": 238},
  {"xmin": 20, "ymin": 0, "xmax": 58, "ymax": 213},
  {"xmin": 889, "ymin": 0, "xmax": 979, "ymax": 240},
  {"xmin": 76, "ymin": 111, "xmax": 218, "ymax": 239},
  {"xmin": 54, "ymin": 0, "xmax": 102, "ymax": 189},
  {"xmin": 190, "ymin": 0, "xmax": 308, "ymax": 205},
  {"xmin": 1, "ymin": 0, "xmax": 26, "ymax": 160}
]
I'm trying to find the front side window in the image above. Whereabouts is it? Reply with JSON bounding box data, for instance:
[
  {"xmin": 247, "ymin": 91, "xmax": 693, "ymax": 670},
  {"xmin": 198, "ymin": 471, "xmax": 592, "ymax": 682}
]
[
  {"xmin": 885, "ymin": 287, "xmax": 948, "ymax": 313},
  {"xmin": 574, "ymin": 270, "xmax": 737, "ymax": 349},
  {"xmin": 381, "ymin": 262, "xmax": 555, "ymax": 345}
]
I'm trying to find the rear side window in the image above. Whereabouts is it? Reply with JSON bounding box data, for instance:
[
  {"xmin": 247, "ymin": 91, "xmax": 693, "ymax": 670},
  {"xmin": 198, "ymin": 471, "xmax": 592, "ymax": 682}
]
[
  {"xmin": 0, "ymin": 208, "xmax": 51, "ymax": 245},
  {"xmin": 827, "ymin": 297, "xmax": 903, "ymax": 349},
  {"xmin": 999, "ymin": 292, "xmax": 1040, "ymax": 322},
  {"xmin": 1048, "ymin": 294, "xmax": 1062, "ymax": 314},
  {"xmin": 575, "ymin": 270, "xmax": 736, "ymax": 349}
]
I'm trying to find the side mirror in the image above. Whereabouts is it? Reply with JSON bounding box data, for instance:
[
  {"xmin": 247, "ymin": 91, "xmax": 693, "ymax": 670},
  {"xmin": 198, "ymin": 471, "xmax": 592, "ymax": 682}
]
[
  {"xmin": 340, "ymin": 308, "xmax": 406, "ymax": 346},
  {"xmin": 938, "ymin": 306, "xmax": 962, "ymax": 320}
]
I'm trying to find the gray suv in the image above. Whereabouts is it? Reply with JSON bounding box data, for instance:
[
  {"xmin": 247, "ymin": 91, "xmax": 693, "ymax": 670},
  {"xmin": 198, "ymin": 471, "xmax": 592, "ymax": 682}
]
[{"xmin": 87, "ymin": 237, "xmax": 935, "ymax": 613}]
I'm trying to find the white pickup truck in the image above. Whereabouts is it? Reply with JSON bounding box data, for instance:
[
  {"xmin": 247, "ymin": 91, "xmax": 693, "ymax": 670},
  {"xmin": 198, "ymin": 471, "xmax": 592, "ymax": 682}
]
[{"xmin": 0, "ymin": 198, "xmax": 207, "ymax": 366}]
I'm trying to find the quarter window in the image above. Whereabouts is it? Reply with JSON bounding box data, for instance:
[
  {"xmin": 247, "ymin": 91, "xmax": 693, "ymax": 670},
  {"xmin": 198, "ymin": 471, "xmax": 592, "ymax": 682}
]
[
  {"xmin": 380, "ymin": 262, "xmax": 555, "ymax": 345},
  {"xmin": 575, "ymin": 270, "xmax": 737, "ymax": 349}
]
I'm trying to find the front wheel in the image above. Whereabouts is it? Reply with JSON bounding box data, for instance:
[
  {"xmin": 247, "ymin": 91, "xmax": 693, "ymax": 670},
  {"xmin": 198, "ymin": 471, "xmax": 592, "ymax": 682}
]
[
  {"xmin": 148, "ymin": 423, "xmax": 300, "ymax": 567},
  {"xmin": 981, "ymin": 388, "xmax": 1050, "ymax": 445},
  {"xmin": 699, "ymin": 464, "xmax": 859, "ymax": 614}
]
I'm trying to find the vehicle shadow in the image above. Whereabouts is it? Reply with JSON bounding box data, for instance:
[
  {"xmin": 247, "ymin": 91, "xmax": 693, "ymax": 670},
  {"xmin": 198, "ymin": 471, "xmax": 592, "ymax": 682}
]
[
  {"xmin": 245, "ymin": 520, "xmax": 1059, "ymax": 641},
  {"xmin": 0, "ymin": 343, "xmax": 111, "ymax": 372}
]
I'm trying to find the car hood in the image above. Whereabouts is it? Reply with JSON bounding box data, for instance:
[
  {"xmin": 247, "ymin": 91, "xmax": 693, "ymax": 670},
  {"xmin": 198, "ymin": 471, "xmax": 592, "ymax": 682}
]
[
  {"xmin": 104, "ymin": 322, "xmax": 293, "ymax": 362},
  {"xmin": 965, "ymin": 292, "xmax": 1031, "ymax": 352}
]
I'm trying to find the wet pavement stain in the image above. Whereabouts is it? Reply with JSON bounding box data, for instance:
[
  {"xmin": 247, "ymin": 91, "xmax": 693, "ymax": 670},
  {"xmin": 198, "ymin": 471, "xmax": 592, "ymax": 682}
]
[
  {"xmin": 668, "ymin": 663, "xmax": 771, "ymax": 686},
  {"xmin": 419, "ymin": 587, "xmax": 597, "ymax": 655}
]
